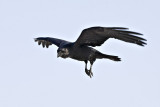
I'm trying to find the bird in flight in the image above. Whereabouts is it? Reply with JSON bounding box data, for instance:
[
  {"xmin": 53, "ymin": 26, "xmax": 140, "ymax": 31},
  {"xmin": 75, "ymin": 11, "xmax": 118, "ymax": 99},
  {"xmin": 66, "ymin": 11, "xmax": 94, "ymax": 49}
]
[{"xmin": 34, "ymin": 26, "xmax": 147, "ymax": 78}]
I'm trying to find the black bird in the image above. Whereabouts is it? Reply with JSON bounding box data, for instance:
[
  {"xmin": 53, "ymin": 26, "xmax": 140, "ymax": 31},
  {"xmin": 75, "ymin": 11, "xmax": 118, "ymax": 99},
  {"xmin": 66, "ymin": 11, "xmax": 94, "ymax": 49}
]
[{"xmin": 34, "ymin": 26, "xmax": 147, "ymax": 78}]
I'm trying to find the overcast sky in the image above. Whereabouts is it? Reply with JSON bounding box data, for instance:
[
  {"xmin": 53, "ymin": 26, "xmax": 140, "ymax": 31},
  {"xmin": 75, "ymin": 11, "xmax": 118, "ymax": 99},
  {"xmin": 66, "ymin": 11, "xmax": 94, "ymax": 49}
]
[{"xmin": 0, "ymin": 0, "xmax": 159, "ymax": 107}]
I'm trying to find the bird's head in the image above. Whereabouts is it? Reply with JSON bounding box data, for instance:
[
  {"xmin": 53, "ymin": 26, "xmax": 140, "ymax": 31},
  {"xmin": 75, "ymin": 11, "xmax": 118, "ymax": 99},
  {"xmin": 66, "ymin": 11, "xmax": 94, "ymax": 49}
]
[{"xmin": 57, "ymin": 48, "xmax": 69, "ymax": 58}]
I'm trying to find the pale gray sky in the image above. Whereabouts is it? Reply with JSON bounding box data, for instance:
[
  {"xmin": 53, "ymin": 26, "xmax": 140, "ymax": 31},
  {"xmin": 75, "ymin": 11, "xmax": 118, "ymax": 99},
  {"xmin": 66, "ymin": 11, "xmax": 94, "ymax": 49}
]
[{"xmin": 0, "ymin": 0, "xmax": 159, "ymax": 107}]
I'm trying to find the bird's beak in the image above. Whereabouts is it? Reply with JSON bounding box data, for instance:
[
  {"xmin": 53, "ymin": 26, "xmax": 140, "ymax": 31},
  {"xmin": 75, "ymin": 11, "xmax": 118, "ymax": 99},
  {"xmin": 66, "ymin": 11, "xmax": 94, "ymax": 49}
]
[
  {"xmin": 57, "ymin": 53, "xmax": 60, "ymax": 58},
  {"xmin": 57, "ymin": 52, "xmax": 61, "ymax": 58}
]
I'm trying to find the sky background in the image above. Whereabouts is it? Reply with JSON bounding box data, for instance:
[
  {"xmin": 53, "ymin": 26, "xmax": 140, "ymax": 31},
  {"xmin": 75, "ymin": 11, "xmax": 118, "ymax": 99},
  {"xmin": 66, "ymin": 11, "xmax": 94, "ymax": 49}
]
[{"xmin": 0, "ymin": 0, "xmax": 160, "ymax": 107}]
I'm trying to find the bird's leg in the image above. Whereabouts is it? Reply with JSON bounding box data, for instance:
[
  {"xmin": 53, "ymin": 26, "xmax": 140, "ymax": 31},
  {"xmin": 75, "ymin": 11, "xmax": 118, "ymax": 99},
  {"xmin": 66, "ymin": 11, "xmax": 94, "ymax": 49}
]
[
  {"xmin": 84, "ymin": 60, "xmax": 90, "ymax": 77},
  {"xmin": 89, "ymin": 61, "xmax": 94, "ymax": 77}
]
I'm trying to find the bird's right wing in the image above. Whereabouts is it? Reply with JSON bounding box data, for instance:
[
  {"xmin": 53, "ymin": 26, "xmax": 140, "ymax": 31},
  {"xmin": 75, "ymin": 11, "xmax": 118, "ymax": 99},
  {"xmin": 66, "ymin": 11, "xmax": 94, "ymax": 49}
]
[{"xmin": 34, "ymin": 37, "xmax": 70, "ymax": 48}]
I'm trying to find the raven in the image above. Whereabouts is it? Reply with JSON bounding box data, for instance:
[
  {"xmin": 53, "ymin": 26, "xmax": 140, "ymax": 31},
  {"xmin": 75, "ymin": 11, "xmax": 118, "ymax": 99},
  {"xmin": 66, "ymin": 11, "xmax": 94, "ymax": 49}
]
[{"xmin": 34, "ymin": 26, "xmax": 146, "ymax": 78}]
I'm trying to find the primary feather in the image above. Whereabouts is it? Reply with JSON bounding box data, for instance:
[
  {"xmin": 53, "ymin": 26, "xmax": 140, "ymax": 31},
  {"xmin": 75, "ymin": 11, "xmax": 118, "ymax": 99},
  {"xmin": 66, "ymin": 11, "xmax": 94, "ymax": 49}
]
[{"xmin": 34, "ymin": 37, "xmax": 71, "ymax": 48}]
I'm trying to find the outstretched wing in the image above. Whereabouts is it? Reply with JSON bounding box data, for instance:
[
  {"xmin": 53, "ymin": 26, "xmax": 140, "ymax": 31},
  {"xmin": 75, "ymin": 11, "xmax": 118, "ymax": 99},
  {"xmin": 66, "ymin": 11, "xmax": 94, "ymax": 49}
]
[
  {"xmin": 74, "ymin": 27, "xmax": 147, "ymax": 47},
  {"xmin": 34, "ymin": 37, "xmax": 70, "ymax": 48}
]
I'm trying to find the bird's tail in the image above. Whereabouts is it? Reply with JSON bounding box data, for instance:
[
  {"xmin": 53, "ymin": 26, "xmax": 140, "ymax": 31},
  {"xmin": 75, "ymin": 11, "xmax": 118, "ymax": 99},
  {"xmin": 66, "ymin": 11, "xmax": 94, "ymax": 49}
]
[{"xmin": 96, "ymin": 52, "xmax": 121, "ymax": 61}]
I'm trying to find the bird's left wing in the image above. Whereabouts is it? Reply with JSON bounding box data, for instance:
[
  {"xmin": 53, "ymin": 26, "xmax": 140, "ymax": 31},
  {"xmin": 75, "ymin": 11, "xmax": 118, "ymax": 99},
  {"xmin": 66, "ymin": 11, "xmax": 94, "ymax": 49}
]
[
  {"xmin": 74, "ymin": 26, "xmax": 147, "ymax": 47},
  {"xmin": 34, "ymin": 37, "xmax": 70, "ymax": 48}
]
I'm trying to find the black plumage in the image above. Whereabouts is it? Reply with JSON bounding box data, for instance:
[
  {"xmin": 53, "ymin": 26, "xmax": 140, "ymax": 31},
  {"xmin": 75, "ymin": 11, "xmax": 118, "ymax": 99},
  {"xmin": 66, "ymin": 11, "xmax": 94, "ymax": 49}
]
[{"xmin": 34, "ymin": 26, "xmax": 147, "ymax": 78}]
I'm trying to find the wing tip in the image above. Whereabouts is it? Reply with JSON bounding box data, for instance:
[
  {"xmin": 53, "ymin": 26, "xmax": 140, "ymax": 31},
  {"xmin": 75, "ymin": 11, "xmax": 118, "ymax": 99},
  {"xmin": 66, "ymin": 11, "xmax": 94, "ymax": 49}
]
[
  {"xmin": 34, "ymin": 37, "xmax": 54, "ymax": 48},
  {"xmin": 137, "ymin": 40, "xmax": 147, "ymax": 46},
  {"xmin": 34, "ymin": 38, "xmax": 38, "ymax": 42}
]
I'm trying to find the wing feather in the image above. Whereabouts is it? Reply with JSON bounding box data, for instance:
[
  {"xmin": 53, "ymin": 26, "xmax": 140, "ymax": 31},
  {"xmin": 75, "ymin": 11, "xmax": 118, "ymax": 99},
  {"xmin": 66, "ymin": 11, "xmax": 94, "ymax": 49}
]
[
  {"xmin": 74, "ymin": 26, "xmax": 147, "ymax": 47},
  {"xmin": 34, "ymin": 37, "xmax": 70, "ymax": 48}
]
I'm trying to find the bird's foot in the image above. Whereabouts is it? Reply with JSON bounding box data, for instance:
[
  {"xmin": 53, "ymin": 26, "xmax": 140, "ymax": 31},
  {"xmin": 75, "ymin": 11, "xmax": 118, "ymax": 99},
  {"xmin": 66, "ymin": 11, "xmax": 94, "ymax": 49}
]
[
  {"xmin": 85, "ymin": 68, "xmax": 90, "ymax": 76},
  {"xmin": 85, "ymin": 68, "xmax": 93, "ymax": 78}
]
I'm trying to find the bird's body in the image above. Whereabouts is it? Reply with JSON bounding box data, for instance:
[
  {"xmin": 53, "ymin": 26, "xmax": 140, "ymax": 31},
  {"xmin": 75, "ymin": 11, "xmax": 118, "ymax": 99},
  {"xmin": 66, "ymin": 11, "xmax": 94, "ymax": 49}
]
[
  {"xmin": 34, "ymin": 26, "xmax": 147, "ymax": 78},
  {"xmin": 69, "ymin": 45, "xmax": 96, "ymax": 61}
]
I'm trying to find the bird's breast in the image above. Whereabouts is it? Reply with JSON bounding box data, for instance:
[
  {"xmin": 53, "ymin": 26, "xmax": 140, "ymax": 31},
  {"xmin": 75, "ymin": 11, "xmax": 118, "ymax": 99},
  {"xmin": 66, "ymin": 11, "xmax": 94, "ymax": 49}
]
[{"xmin": 69, "ymin": 46, "xmax": 95, "ymax": 61}]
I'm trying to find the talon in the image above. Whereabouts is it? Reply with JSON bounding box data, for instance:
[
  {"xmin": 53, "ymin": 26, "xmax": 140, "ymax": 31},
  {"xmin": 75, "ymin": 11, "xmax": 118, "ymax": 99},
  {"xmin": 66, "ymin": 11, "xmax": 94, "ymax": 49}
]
[
  {"xmin": 89, "ymin": 70, "xmax": 93, "ymax": 78},
  {"xmin": 90, "ymin": 71, "xmax": 93, "ymax": 76},
  {"xmin": 85, "ymin": 69, "xmax": 90, "ymax": 76}
]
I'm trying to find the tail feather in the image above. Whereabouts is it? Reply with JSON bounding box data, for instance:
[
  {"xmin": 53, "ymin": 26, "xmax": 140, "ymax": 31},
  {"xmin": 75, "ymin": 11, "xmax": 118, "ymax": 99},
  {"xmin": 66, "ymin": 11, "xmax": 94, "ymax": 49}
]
[
  {"xmin": 104, "ymin": 55, "xmax": 121, "ymax": 61},
  {"xmin": 96, "ymin": 52, "xmax": 121, "ymax": 61}
]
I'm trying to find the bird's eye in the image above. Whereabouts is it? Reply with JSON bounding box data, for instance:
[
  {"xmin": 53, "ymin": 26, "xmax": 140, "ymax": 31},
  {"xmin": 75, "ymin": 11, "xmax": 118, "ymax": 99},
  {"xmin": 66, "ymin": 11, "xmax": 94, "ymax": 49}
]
[
  {"xmin": 62, "ymin": 48, "xmax": 66, "ymax": 52},
  {"xmin": 57, "ymin": 48, "xmax": 65, "ymax": 53}
]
